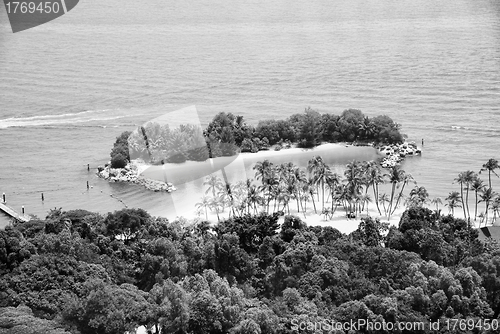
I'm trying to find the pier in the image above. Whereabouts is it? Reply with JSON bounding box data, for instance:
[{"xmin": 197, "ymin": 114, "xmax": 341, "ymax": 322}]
[{"xmin": 0, "ymin": 201, "xmax": 31, "ymax": 223}]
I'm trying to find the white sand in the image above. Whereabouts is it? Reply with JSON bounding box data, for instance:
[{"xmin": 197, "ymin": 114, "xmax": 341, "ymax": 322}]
[{"xmin": 187, "ymin": 190, "xmax": 407, "ymax": 235}]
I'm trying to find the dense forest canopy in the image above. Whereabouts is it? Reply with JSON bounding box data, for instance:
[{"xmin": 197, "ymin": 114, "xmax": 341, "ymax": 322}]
[
  {"xmin": 109, "ymin": 108, "xmax": 404, "ymax": 167},
  {"xmin": 1, "ymin": 203, "xmax": 500, "ymax": 333}
]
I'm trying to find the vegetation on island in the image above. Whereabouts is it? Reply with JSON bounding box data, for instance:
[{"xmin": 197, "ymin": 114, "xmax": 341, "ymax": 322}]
[
  {"xmin": 196, "ymin": 157, "xmax": 412, "ymax": 223},
  {"xmin": 109, "ymin": 108, "xmax": 404, "ymax": 168},
  {"xmin": 1, "ymin": 158, "xmax": 500, "ymax": 334},
  {"xmin": 196, "ymin": 156, "xmax": 500, "ymax": 227}
]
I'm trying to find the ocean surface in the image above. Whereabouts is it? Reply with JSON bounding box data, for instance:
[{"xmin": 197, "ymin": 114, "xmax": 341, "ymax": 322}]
[{"xmin": 1, "ymin": 0, "xmax": 499, "ymax": 227}]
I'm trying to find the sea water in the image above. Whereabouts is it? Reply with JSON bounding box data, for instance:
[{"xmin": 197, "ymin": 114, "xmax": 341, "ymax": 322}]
[{"xmin": 1, "ymin": 0, "xmax": 499, "ymax": 227}]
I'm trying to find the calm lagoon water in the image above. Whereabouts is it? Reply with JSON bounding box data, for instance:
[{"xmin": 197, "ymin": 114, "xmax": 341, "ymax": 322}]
[{"xmin": 1, "ymin": 0, "xmax": 499, "ymax": 226}]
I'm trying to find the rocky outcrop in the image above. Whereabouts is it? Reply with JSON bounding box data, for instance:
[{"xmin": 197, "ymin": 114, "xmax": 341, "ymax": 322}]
[
  {"xmin": 378, "ymin": 141, "xmax": 421, "ymax": 168},
  {"xmin": 96, "ymin": 163, "xmax": 176, "ymax": 192}
]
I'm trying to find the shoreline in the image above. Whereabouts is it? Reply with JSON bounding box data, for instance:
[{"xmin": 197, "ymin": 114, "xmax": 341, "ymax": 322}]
[
  {"xmin": 137, "ymin": 142, "xmax": 382, "ymax": 185},
  {"xmin": 96, "ymin": 163, "xmax": 177, "ymax": 192}
]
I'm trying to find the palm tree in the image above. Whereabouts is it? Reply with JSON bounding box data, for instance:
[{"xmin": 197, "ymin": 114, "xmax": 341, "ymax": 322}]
[
  {"xmin": 480, "ymin": 158, "xmax": 499, "ymax": 190},
  {"xmin": 431, "ymin": 197, "xmax": 443, "ymax": 213},
  {"xmin": 392, "ymin": 173, "xmax": 414, "ymax": 216},
  {"xmin": 196, "ymin": 196, "xmax": 211, "ymax": 220},
  {"xmin": 357, "ymin": 116, "xmax": 374, "ymax": 140},
  {"xmin": 291, "ymin": 166, "xmax": 307, "ymax": 213},
  {"xmin": 204, "ymin": 174, "xmax": 223, "ymax": 221},
  {"xmin": 344, "ymin": 160, "xmax": 363, "ymax": 214},
  {"xmin": 462, "ymin": 170, "xmax": 475, "ymax": 221},
  {"xmin": 366, "ymin": 162, "xmax": 386, "ymax": 215},
  {"xmin": 479, "ymin": 187, "xmax": 497, "ymax": 225},
  {"xmin": 303, "ymin": 178, "xmax": 317, "ymax": 214},
  {"xmin": 454, "ymin": 172, "xmax": 468, "ymax": 220},
  {"xmin": 407, "ymin": 186, "xmax": 429, "ymax": 208},
  {"xmin": 470, "ymin": 175, "xmax": 484, "ymax": 221},
  {"xmin": 379, "ymin": 193, "xmax": 390, "ymax": 215},
  {"xmin": 445, "ymin": 191, "xmax": 462, "ymax": 215},
  {"xmin": 246, "ymin": 184, "xmax": 262, "ymax": 214},
  {"xmin": 316, "ymin": 163, "xmax": 333, "ymax": 211},
  {"xmin": 308, "ymin": 156, "xmax": 324, "ymax": 202},
  {"xmin": 359, "ymin": 193, "xmax": 372, "ymax": 215},
  {"xmin": 327, "ymin": 172, "xmax": 342, "ymax": 211},
  {"xmin": 254, "ymin": 160, "xmax": 274, "ymax": 187},
  {"xmin": 454, "ymin": 170, "xmax": 475, "ymax": 221},
  {"xmin": 491, "ymin": 196, "xmax": 500, "ymax": 224},
  {"xmin": 387, "ymin": 166, "xmax": 412, "ymax": 218}
]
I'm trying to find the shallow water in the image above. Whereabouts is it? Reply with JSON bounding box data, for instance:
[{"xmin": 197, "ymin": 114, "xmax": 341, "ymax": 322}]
[{"xmin": 1, "ymin": 0, "xmax": 499, "ymax": 226}]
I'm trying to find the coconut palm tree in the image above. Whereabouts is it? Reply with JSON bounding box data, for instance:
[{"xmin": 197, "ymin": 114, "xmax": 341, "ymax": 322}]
[
  {"xmin": 462, "ymin": 170, "xmax": 475, "ymax": 221},
  {"xmin": 479, "ymin": 187, "xmax": 497, "ymax": 225},
  {"xmin": 291, "ymin": 166, "xmax": 307, "ymax": 214},
  {"xmin": 480, "ymin": 158, "xmax": 499, "ymax": 189},
  {"xmin": 303, "ymin": 178, "xmax": 317, "ymax": 214},
  {"xmin": 379, "ymin": 193, "xmax": 390, "ymax": 215},
  {"xmin": 470, "ymin": 176, "xmax": 485, "ymax": 221},
  {"xmin": 366, "ymin": 162, "xmax": 387, "ymax": 215},
  {"xmin": 357, "ymin": 116, "xmax": 374, "ymax": 140},
  {"xmin": 491, "ymin": 196, "xmax": 500, "ymax": 224},
  {"xmin": 316, "ymin": 163, "xmax": 333, "ymax": 211},
  {"xmin": 327, "ymin": 172, "xmax": 342, "ymax": 210},
  {"xmin": 387, "ymin": 166, "xmax": 413, "ymax": 218},
  {"xmin": 196, "ymin": 196, "xmax": 211, "ymax": 220},
  {"xmin": 386, "ymin": 166, "xmax": 403, "ymax": 218},
  {"xmin": 445, "ymin": 191, "xmax": 462, "ymax": 215},
  {"xmin": 407, "ymin": 186, "xmax": 429, "ymax": 208},
  {"xmin": 254, "ymin": 160, "xmax": 274, "ymax": 187},
  {"xmin": 359, "ymin": 193, "xmax": 372, "ymax": 215},
  {"xmin": 454, "ymin": 172, "xmax": 468, "ymax": 220},
  {"xmin": 344, "ymin": 160, "xmax": 363, "ymax": 214},
  {"xmin": 204, "ymin": 174, "xmax": 223, "ymax": 221},
  {"xmin": 246, "ymin": 184, "xmax": 262, "ymax": 214},
  {"xmin": 431, "ymin": 197, "xmax": 443, "ymax": 213},
  {"xmin": 308, "ymin": 156, "xmax": 324, "ymax": 202}
]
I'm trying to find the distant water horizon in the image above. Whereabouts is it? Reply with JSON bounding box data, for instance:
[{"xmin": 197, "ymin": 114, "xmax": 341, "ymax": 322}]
[{"xmin": 1, "ymin": 0, "xmax": 499, "ymax": 227}]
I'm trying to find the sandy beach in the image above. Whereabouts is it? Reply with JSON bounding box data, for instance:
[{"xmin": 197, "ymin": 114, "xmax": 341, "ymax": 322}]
[
  {"xmin": 129, "ymin": 142, "xmax": 413, "ymax": 234},
  {"xmin": 138, "ymin": 143, "xmax": 381, "ymax": 186}
]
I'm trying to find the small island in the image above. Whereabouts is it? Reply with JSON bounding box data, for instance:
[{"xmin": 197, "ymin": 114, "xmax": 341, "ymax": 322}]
[{"xmin": 98, "ymin": 107, "xmax": 412, "ymax": 190}]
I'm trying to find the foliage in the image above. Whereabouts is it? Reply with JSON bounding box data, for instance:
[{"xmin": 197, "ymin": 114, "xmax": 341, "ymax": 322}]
[
  {"xmin": 0, "ymin": 305, "xmax": 71, "ymax": 334},
  {"xmin": 115, "ymin": 108, "xmax": 404, "ymax": 166},
  {"xmin": 110, "ymin": 153, "xmax": 128, "ymax": 169},
  {"xmin": 110, "ymin": 131, "xmax": 131, "ymax": 163},
  {"xmin": 1, "ymin": 198, "xmax": 499, "ymax": 334}
]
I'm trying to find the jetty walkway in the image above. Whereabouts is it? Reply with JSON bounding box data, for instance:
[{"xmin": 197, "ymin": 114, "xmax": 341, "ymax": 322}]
[{"xmin": 0, "ymin": 201, "xmax": 30, "ymax": 223}]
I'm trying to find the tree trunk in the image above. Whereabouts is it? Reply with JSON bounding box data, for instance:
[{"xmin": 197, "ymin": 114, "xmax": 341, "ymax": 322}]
[
  {"xmin": 373, "ymin": 183, "xmax": 381, "ymax": 215},
  {"xmin": 391, "ymin": 181, "xmax": 408, "ymax": 216},
  {"xmin": 474, "ymin": 191, "xmax": 478, "ymax": 221},
  {"xmin": 465, "ymin": 187, "xmax": 470, "ymax": 221},
  {"xmin": 388, "ymin": 183, "xmax": 397, "ymax": 219},
  {"xmin": 460, "ymin": 183, "xmax": 467, "ymax": 220},
  {"xmin": 311, "ymin": 193, "xmax": 317, "ymax": 214}
]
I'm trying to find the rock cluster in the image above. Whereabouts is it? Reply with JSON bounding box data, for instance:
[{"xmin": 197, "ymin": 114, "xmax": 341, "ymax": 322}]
[
  {"xmin": 97, "ymin": 164, "xmax": 176, "ymax": 192},
  {"xmin": 378, "ymin": 141, "xmax": 421, "ymax": 168}
]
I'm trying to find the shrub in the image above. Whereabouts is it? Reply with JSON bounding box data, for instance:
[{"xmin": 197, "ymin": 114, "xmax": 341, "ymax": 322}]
[
  {"xmin": 110, "ymin": 131, "xmax": 131, "ymax": 161},
  {"xmin": 110, "ymin": 154, "xmax": 128, "ymax": 169},
  {"xmin": 240, "ymin": 138, "xmax": 256, "ymax": 153}
]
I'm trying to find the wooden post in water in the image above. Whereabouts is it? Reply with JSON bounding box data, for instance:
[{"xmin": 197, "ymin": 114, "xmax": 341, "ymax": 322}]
[
  {"xmin": 21, "ymin": 206, "xmax": 25, "ymax": 214},
  {"xmin": 2, "ymin": 193, "xmax": 5, "ymax": 203},
  {"xmin": 87, "ymin": 181, "xmax": 89, "ymax": 190},
  {"xmin": 41, "ymin": 193, "xmax": 44, "ymax": 202},
  {"xmin": 87, "ymin": 163, "xmax": 90, "ymax": 172}
]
